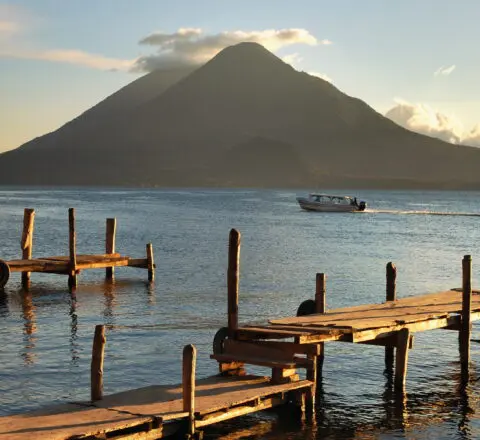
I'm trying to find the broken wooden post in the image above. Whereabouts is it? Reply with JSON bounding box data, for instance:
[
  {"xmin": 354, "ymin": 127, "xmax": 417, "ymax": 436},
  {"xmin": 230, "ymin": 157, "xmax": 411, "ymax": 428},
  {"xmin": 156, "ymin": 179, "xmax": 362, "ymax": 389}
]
[
  {"xmin": 183, "ymin": 344, "xmax": 197, "ymax": 439},
  {"xmin": 21, "ymin": 208, "xmax": 35, "ymax": 288},
  {"xmin": 385, "ymin": 262, "xmax": 397, "ymax": 368},
  {"xmin": 68, "ymin": 208, "xmax": 77, "ymax": 288},
  {"xmin": 146, "ymin": 243, "xmax": 155, "ymax": 282},
  {"xmin": 394, "ymin": 328, "xmax": 410, "ymax": 390},
  {"xmin": 315, "ymin": 273, "xmax": 326, "ymax": 381},
  {"xmin": 460, "ymin": 255, "xmax": 472, "ymax": 375},
  {"xmin": 105, "ymin": 218, "xmax": 116, "ymax": 280},
  {"xmin": 228, "ymin": 229, "xmax": 241, "ymax": 336},
  {"xmin": 91, "ymin": 324, "xmax": 106, "ymax": 401}
]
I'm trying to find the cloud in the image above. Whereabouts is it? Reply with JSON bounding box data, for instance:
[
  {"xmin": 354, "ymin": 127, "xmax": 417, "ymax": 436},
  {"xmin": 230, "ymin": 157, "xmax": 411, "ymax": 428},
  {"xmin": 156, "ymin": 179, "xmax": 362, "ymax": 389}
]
[
  {"xmin": 306, "ymin": 71, "xmax": 332, "ymax": 83},
  {"xmin": 0, "ymin": 4, "xmax": 24, "ymax": 38},
  {"xmin": 434, "ymin": 65, "xmax": 456, "ymax": 76},
  {"xmin": 385, "ymin": 99, "xmax": 480, "ymax": 147},
  {"xmin": 133, "ymin": 28, "xmax": 329, "ymax": 72},
  {"xmin": 0, "ymin": 47, "xmax": 135, "ymax": 71}
]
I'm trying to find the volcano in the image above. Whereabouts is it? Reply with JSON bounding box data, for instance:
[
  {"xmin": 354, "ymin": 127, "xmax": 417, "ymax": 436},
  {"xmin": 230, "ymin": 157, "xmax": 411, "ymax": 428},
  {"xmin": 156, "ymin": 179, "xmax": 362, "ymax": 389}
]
[{"xmin": 1, "ymin": 42, "xmax": 479, "ymax": 189}]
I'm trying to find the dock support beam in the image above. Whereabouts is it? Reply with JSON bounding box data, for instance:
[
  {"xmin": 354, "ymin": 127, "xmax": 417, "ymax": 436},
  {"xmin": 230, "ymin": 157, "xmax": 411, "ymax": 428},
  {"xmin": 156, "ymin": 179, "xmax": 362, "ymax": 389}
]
[
  {"xmin": 91, "ymin": 325, "xmax": 106, "ymax": 402},
  {"xmin": 146, "ymin": 243, "xmax": 155, "ymax": 282},
  {"xmin": 460, "ymin": 255, "xmax": 472, "ymax": 377},
  {"xmin": 227, "ymin": 229, "xmax": 240, "ymax": 337},
  {"xmin": 68, "ymin": 208, "xmax": 77, "ymax": 288},
  {"xmin": 183, "ymin": 344, "xmax": 198, "ymax": 439},
  {"xmin": 105, "ymin": 218, "xmax": 116, "ymax": 280},
  {"xmin": 385, "ymin": 262, "xmax": 397, "ymax": 368},
  {"xmin": 21, "ymin": 208, "xmax": 35, "ymax": 288},
  {"xmin": 394, "ymin": 328, "xmax": 410, "ymax": 390}
]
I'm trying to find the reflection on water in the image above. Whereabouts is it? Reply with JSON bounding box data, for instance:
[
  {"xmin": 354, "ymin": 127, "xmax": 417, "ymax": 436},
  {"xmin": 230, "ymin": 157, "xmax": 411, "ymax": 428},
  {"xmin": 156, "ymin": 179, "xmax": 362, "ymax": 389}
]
[
  {"xmin": 69, "ymin": 291, "xmax": 80, "ymax": 367},
  {"xmin": 2, "ymin": 189, "xmax": 480, "ymax": 440},
  {"xmin": 20, "ymin": 290, "xmax": 37, "ymax": 366}
]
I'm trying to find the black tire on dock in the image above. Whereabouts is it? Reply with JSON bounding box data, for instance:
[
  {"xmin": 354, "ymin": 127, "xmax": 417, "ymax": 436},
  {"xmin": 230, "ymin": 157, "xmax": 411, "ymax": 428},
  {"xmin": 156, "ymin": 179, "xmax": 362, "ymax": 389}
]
[
  {"xmin": 213, "ymin": 327, "xmax": 229, "ymax": 355},
  {"xmin": 296, "ymin": 299, "xmax": 316, "ymax": 317},
  {"xmin": 0, "ymin": 260, "xmax": 10, "ymax": 288}
]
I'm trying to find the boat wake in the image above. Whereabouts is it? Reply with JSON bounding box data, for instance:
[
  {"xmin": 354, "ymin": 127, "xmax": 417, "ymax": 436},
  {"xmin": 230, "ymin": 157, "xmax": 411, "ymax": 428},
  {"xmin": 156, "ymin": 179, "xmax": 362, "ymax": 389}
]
[{"xmin": 363, "ymin": 209, "xmax": 480, "ymax": 217}]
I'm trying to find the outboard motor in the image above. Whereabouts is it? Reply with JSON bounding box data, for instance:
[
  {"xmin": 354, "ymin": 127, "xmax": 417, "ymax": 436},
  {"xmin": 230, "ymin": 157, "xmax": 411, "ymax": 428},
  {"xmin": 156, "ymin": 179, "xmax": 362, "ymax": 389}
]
[{"xmin": 358, "ymin": 201, "xmax": 367, "ymax": 211}]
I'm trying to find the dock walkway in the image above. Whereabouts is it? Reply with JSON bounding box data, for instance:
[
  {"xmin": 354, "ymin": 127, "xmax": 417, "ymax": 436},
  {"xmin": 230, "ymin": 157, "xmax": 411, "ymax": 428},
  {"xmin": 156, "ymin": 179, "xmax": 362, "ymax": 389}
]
[{"xmin": 0, "ymin": 375, "xmax": 312, "ymax": 440}]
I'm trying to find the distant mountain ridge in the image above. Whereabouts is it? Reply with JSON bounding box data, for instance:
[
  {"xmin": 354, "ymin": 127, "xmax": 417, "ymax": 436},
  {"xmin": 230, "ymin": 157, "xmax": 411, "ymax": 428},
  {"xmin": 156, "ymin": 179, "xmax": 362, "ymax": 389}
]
[{"xmin": 2, "ymin": 42, "xmax": 480, "ymax": 189}]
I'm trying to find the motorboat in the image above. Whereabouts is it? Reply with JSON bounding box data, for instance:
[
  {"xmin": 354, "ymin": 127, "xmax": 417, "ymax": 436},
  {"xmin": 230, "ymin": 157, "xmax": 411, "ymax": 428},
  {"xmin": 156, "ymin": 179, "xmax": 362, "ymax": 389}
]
[{"xmin": 296, "ymin": 193, "xmax": 367, "ymax": 212}]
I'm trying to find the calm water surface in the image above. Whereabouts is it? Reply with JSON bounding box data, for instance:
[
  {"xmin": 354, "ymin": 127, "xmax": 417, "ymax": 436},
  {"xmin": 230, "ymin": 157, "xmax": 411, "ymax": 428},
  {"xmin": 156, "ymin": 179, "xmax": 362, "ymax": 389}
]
[{"xmin": 1, "ymin": 188, "xmax": 480, "ymax": 439}]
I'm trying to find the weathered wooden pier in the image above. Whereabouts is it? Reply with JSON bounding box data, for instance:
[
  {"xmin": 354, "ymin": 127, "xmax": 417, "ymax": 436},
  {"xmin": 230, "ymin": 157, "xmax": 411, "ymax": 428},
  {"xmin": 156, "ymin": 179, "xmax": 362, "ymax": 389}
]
[
  {"xmin": 0, "ymin": 208, "xmax": 155, "ymax": 289},
  {"xmin": 0, "ymin": 228, "xmax": 479, "ymax": 439}
]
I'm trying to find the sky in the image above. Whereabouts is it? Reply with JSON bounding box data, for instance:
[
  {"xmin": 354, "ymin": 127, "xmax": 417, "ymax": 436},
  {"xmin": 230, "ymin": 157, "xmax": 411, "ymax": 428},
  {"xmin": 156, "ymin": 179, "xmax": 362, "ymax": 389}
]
[{"xmin": 1, "ymin": 0, "xmax": 480, "ymax": 152}]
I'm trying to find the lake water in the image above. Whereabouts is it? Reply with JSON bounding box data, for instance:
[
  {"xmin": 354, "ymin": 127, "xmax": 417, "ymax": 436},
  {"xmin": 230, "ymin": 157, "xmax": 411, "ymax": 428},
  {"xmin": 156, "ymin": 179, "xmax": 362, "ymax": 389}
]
[{"xmin": 1, "ymin": 188, "xmax": 480, "ymax": 439}]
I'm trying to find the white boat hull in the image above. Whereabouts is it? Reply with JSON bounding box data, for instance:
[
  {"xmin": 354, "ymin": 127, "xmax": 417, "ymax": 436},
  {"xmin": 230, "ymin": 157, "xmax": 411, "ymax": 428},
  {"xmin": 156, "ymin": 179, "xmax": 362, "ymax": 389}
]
[{"xmin": 296, "ymin": 197, "xmax": 363, "ymax": 212}]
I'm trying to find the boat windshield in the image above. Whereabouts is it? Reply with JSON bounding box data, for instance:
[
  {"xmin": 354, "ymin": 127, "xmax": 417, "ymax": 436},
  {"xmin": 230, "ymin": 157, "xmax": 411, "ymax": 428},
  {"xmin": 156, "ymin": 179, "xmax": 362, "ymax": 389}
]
[{"xmin": 309, "ymin": 194, "xmax": 352, "ymax": 204}]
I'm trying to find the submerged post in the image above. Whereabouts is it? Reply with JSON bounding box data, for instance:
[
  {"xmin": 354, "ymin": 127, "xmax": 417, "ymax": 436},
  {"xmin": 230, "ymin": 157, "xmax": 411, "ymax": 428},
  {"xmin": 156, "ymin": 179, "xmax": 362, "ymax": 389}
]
[
  {"xmin": 228, "ymin": 229, "xmax": 241, "ymax": 336},
  {"xmin": 21, "ymin": 208, "xmax": 35, "ymax": 288},
  {"xmin": 105, "ymin": 218, "xmax": 116, "ymax": 280},
  {"xmin": 385, "ymin": 262, "xmax": 397, "ymax": 367},
  {"xmin": 68, "ymin": 208, "xmax": 77, "ymax": 288},
  {"xmin": 146, "ymin": 243, "xmax": 155, "ymax": 282},
  {"xmin": 91, "ymin": 324, "xmax": 106, "ymax": 401},
  {"xmin": 183, "ymin": 344, "xmax": 197, "ymax": 438},
  {"xmin": 460, "ymin": 255, "xmax": 472, "ymax": 375}
]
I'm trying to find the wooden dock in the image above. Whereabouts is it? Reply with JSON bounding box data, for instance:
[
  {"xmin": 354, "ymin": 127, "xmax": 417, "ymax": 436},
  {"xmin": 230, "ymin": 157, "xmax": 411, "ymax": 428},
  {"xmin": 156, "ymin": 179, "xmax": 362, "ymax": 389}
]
[
  {"xmin": 1, "ymin": 228, "xmax": 479, "ymax": 439},
  {"xmin": 0, "ymin": 208, "xmax": 155, "ymax": 289}
]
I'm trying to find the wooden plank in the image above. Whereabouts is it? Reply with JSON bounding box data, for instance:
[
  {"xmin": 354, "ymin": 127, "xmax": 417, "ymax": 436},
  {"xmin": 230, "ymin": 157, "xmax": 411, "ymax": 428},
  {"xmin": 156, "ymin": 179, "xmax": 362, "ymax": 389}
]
[
  {"xmin": 210, "ymin": 353, "xmax": 312, "ymax": 369},
  {"xmin": 244, "ymin": 340, "xmax": 321, "ymax": 356},
  {"xmin": 127, "ymin": 258, "xmax": 149, "ymax": 268},
  {"xmin": 42, "ymin": 254, "xmax": 121, "ymax": 261},
  {"xmin": 195, "ymin": 396, "xmax": 285, "ymax": 428},
  {"xmin": 223, "ymin": 339, "xmax": 296, "ymax": 362},
  {"xmin": 0, "ymin": 404, "xmax": 153, "ymax": 440}
]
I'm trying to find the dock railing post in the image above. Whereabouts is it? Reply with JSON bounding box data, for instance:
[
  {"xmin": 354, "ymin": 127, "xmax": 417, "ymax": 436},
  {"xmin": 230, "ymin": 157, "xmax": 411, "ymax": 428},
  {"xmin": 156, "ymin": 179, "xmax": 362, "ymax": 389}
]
[
  {"xmin": 385, "ymin": 262, "xmax": 397, "ymax": 368},
  {"xmin": 183, "ymin": 344, "xmax": 197, "ymax": 439},
  {"xmin": 146, "ymin": 243, "xmax": 155, "ymax": 282},
  {"xmin": 460, "ymin": 255, "xmax": 472, "ymax": 376},
  {"xmin": 21, "ymin": 208, "xmax": 35, "ymax": 288},
  {"xmin": 315, "ymin": 273, "xmax": 326, "ymax": 381},
  {"xmin": 227, "ymin": 229, "xmax": 240, "ymax": 337},
  {"xmin": 91, "ymin": 324, "xmax": 106, "ymax": 402},
  {"xmin": 105, "ymin": 218, "xmax": 116, "ymax": 280},
  {"xmin": 68, "ymin": 208, "xmax": 78, "ymax": 288}
]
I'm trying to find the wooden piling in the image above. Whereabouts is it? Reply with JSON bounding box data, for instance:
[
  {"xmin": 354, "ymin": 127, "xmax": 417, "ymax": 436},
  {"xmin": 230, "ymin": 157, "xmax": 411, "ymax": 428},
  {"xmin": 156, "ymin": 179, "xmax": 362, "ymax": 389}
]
[
  {"xmin": 385, "ymin": 262, "xmax": 397, "ymax": 368},
  {"xmin": 105, "ymin": 218, "xmax": 116, "ymax": 280},
  {"xmin": 91, "ymin": 325, "xmax": 106, "ymax": 402},
  {"xmin": 394, "ymin": 328, "xmax": 410, "ymax": 390},
  {"xmin": 315, "ymin": 273, "xmax": 326, "ymax": 313},
  {"xmin": 183, "ymin": 344, "xmax": 197, "ymax": 439},
  {"xmin": 146, "ymin": 243, "xmax": 155, "ymax": 282},
  {"xmin": 21, "ymin": 208, "xmax": 35, "ymax": 288},
  {"xmin": 315, "ymin": 273, "xmax": 326, "ymax": 381},
  {"xmin": 228, "ymin": 229, "xmax": 241, "ymax": 336},
  {"xmin": 460, "ymin": 255, "xmax": 472, "ymax": 374},
  {"xmin": 68, "ymin": 208, "xmax": 77, "ymax": 288}
]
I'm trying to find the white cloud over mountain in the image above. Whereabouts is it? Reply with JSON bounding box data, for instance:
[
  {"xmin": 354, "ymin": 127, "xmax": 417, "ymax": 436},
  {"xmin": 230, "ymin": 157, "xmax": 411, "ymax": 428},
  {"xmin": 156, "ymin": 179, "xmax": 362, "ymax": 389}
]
[
  {"xmin": 133, "ymin": 28, "xmax": 328, "ymax": 72},
  {"xmin": 385, "ymin": 99, "xmax": 480, "ymax": 147}
]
